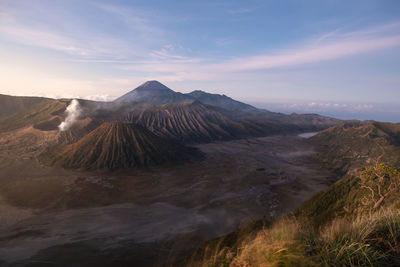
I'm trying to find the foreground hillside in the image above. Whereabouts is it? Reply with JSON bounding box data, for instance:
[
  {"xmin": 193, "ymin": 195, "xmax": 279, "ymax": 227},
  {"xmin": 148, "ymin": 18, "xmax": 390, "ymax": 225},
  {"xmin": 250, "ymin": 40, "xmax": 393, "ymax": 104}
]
[
  {"xmin": 40, "ymin": 122, "xmax": 200, "ymax": 170},
  {"xmin": 187, "ymin": 162, "xmax": 400, "ymax": 266}
]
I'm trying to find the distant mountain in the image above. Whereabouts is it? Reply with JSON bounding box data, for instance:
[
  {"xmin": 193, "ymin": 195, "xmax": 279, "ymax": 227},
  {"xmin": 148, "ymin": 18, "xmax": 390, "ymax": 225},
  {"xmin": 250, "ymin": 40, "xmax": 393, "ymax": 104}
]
[
  {"xmin": 40, "ymin": 122, "xmax": 200, "ymax": 170},
  {"xmin": 0, "ymin": 86, "xmax": 344, "ymax": 147},
  {"xmin": 114, "ymin": 80, "xmax": 195, "ymax": 104},
  {"xmin": 115, "ymin": 81, "xmax": 342, "ymax": 134},
  {"xmin": 186, "ymin": 90, "xmax": 257, "ymax": 111},
  {"xmin": 0, "ymin": 93, "xmax": 342, "ymax": 145},
  {"xmin": 311, "ymin": 122, "xmax": 400, "ymax": 175},
  {"xmin": 286, "ymin": 113, "xmax": 343, "ymax": 130},
  {"xmin": 114, "ymin": 81, "xmax": 257, "ymax": 112}
]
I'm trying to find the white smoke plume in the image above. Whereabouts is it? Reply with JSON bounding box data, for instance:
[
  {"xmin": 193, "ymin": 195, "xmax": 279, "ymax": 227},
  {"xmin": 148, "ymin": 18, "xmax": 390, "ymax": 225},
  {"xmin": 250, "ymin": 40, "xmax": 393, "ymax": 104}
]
[{"xmin": 58, "ymin": 99, "xmax": 81, "ymax": 131}]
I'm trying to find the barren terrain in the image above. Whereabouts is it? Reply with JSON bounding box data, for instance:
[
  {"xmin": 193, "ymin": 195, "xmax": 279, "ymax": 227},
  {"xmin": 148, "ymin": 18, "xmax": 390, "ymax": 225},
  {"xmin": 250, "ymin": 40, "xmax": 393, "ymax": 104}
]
[{"xmin": 0, "ymin": 132, "xmax": 336, "ymax": 266}]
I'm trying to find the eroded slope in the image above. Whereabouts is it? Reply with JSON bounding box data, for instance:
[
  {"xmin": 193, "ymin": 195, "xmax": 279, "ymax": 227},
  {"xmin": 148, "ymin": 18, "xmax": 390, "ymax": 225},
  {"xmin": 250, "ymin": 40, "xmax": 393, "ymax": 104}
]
[{"xmin": 40, "ymin": 122, "xmax": 200, "ymax": 170}]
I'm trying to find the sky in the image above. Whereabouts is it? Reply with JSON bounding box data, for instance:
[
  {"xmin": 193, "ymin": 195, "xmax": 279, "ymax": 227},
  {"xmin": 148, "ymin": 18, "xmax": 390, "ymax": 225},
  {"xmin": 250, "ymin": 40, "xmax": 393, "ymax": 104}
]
[{"xmin": 0, "ymin": 0, "xmax": 400, "ymax": 121}]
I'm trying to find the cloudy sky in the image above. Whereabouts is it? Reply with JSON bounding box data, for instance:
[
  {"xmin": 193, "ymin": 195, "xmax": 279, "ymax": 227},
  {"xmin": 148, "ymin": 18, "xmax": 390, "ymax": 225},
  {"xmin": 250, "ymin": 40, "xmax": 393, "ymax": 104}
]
[{"xmin": 1, "ymin": 0, "xmax": 399, "ymax": 121}]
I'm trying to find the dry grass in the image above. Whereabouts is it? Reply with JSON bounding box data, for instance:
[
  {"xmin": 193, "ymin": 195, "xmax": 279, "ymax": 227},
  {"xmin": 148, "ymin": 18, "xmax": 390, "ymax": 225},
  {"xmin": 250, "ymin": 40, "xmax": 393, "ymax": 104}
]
[
  {"xmin": 230, "ymin": 217, "xmax": 313, "ymax": 267},
  {"xmin": 188, "ymin": 209, "xmax": 400, "ymax": 267},
  {"xmin": 316, "ymin": 210, "xmax": 400, "ymax": 266}
]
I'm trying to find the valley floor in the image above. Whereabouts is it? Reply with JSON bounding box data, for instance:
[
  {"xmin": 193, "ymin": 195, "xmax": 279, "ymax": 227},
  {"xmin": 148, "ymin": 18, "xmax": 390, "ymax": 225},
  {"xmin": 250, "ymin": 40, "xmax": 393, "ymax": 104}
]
[{"xmin": 0, "ymin": 133, "xmax": 337, "ymax": 266}]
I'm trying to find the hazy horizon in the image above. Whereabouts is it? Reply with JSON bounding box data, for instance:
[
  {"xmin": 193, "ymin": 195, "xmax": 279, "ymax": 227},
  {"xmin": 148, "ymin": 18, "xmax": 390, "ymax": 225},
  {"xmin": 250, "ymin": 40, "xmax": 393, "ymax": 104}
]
[
  {"xmin": 250, "ymin": 100, "xmax": 400, "ymax": 123},
  {"xmin": 1, "ymin": 79, "xmax": 398, "ymax": 123}
]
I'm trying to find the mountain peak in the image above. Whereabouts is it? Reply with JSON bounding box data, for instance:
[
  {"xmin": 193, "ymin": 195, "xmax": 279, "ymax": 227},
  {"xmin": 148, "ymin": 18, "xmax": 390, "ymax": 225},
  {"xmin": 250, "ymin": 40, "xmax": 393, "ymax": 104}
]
[
  {"xmin": 114, "ymin": 80, "xmax": 176, "ymax": 103},
  {"xmin": 134, "ymin": 80, "xmax": 174, "ymax": 94},
  {"xmin": 139, "ymin": 80, "xmax": 172, "ymax": 91}
]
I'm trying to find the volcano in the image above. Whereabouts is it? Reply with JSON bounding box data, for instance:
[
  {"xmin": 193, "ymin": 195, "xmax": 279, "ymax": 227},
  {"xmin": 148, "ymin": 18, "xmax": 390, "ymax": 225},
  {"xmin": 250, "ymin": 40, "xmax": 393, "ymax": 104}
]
[
  {"xmin": 40, "ymin": 122, "xmax": 200, "ymax": 170},
  {"xmin": 114, "ymin": 80, "xmax": 194, "ymax": 104}
]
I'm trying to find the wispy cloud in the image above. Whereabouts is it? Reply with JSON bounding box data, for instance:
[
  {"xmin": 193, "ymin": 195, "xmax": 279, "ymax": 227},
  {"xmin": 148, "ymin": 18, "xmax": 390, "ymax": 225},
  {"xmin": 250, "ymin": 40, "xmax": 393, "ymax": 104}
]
[
  {"xmin": 227, "ymin": 8, "xmax": 253, "ymax": 15},
  {"xmin": 213, "ymin": 35, "xmax": 400, "ymax": 72},
  {"xmin": 0, "ymin": 24, "xmax": 102, "ymax": 57},
  {"xmin": 95, "ymin": 3, "xmax": 166, "ymax": 42},
  {"xmin": 2, "ymin": 0, "xmax": 399, "ymax": 79},
  {"xmin": 0, "ymin": 2, "xmax": 165, "ymax": 59},
  {"xmin": 214, "ymin": 38, "xmax": 235, "ymax": 47},
  {"xmin": 211, "ymin": 22, "xmax": 400, "ymax": 72},
  {"xmin": 112, "ymin": 21, "xmax": 400, "ymax": 81}
]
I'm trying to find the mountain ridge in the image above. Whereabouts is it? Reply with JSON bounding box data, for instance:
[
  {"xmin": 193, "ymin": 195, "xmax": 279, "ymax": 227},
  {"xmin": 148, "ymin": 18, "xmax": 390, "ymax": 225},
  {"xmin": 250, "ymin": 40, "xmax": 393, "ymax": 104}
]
[
  {"xmin": 123, "ymin": 100, "xmax": 290, "ymax": 143},
  {"xmin": 114, "ymin": 80, "xmax": 258, "ymax": 112},
  {"xmin": 186, "ymin": 90, "xmax": 257, "ymax": 111},
  {"xmin": 0, "ymin": 94, "xmax": 49, "ymax": 119},
  {"xmin": 310, "ymin": 121, "xmax": 400, "ymax": 175},
  {"xmin": 0, "ymin": 81, "xmax": 344, "ymax": 145}
]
